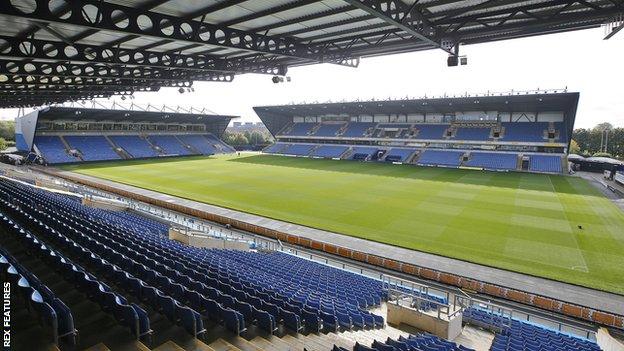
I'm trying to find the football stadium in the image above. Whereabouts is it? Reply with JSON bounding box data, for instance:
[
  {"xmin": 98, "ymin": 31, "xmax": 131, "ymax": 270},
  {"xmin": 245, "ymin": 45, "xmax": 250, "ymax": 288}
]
[{"xmin": 1, "ymin": 1, "xmax": 624, "ymax": 351}]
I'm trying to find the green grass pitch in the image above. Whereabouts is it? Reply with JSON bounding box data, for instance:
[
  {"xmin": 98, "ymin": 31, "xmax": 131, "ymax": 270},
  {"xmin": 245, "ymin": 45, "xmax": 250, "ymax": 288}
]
[{"xmin": 62, "ymin": 154, "xmax": 624, "ymax": 294}]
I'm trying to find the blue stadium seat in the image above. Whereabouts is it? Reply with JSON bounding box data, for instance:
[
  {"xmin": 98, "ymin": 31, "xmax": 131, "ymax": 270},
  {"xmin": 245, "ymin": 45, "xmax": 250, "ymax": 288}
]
[
  {"xmin": 0, "ymin": 247, "xmax": 77, "ymax": 346},
  {"xmin": 454, "ymin": 127, "xmax": 492, "ymax": 141},
  {"xmin": 414, "ymin": 124, "xmax": 449, "ymax": 140},
  {"xmin": 64, "ymin": 136, "xmax": 121, "ymax": 161},
  {"xmin": 281, "ymin": 308, "xmax": 303, "ymax": 332},
  {"xmin": 253, "ymin": 306, "xmax": 277, "ymax": 333},
  {"xmin": 263, "ymin": 142, "xmax": 288, "ymax": 154},
  {"xmin": 371, "ymin": 340, "xmax": 396, "ymax": 351},
  {"xmin": 282, "ymin": 144, "xmax": 316, "ymax": 156},
  {"xmin": 465, "ymin": 152, "xmax": 517, "ymax": 170},
  {"xmin": 177, "ymin": 134, "xmax": 217, "ymax": 155},
  {"xmin": 465, "ymin": 308, "xmax": 600, "ymax": 351},
  {"xmin": 501, "ymin": 122, "xmax": 548, "ymax": 142},
  {"xmin": 281, "ymin": 123, "xmax": 317, "ymax": 136},
  {"xmin": 148, "ymin": 135, "xmax": 195, "ymax": 155},
  {"xmin": 350, "ymin": 147, "xmax": 379, "ymax": 160},
  {"xmin": 529, "ymin": 155, "xmax": 562, "ymax": 173},
  {"xmin": 311, "ymin": 145, "xmax": 349, "ymax": 158},
  {"xmin": 110, "ymin": 135, "xmax": 160, "ymax": 158},
  {"xmin": 354, "ymin": 342, "xmax": 377, "ymax": 351},
  {"xmin": 34, "ymin": 136, "xmax": 79, "ymax": 164},
  {"xmin": 302, "ymin": 309, "xmax": 322, "ymax": 333},
  {"xmin": 386, "ymin": 336, "xmax": 411, "ymax": 349},
  {"xmin": 313, "ymin": 124, "xmax": 344, "ymax": 137},
  {"xmin": 384, "ymin": 148, "xmax": 415, "ymax": 162},
  {"xmin": 417, "ymin": 150, "xmax": 463, "ymax": 167},
  {"xmin": 341, "ymin": 123, "xmax": 377, "ymax": 137},
  {"xmin": 320, "ymin": 311, "xmax": 339, "ymax": 332},
  {"xmin": 0, "ymin": 178, "xmax": 393, "ymax": 345}
]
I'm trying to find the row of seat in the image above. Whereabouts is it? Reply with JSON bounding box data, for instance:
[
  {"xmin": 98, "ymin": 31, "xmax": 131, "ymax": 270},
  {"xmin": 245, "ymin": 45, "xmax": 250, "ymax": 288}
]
[
  {"xmin": 34, "ymin": 133, "xmax": 233, "ymax": 164},
  {"xmin": 463, "ymin": 308, "xmax": 601, "ymax": 351},
  {"xmin": 77, "ymin": 206, "xmax": 169, "ymax": 238},
  {"xmin": 264, "ymin": 143, "xmax": 564, "ymax": 173},
  {"xmin": 464, "ymin": 153, "xmax": 518, "ymax": 170},
  {"xmin": 334, "ymin": 332, "xmax": 473, "ymax": 351},
  {"xmin": 35, "ymin": 135, "xmax": 81, "ymax": 163},
  {"xmin": 221, "ymin": 250, "xmax": 385, "ymax": 308},
  {"xmin": 528, "ymin": 155, "xmax": 563, "ymax": 173},
  {"xmin": 0, "ymin": 212, "xmax": 152, "ymax": 344},
  {"xmin": 50, "ymin": 187, "xmax": 376, "ymax": 332},
  {"xmin": 64, "ymin": 136, "xmax": 121, "ymax": 161},
  {"xmin": 0, "ymin": 245, "xmax": 77, "ymax": 345},
  {"xmin": 0, "ymin": 185, "xmax": 259, "ymax": 338},
  {"xmin": 279, "ymin": 122, "xmax": 565, "ymax": 142},
  {"xmin": 417, "ymin": 150, "xmax": 464, "ymax": 167},
  {"xmin": 0, "ymin": 179, "xmax": 388, "ymax": 339}
]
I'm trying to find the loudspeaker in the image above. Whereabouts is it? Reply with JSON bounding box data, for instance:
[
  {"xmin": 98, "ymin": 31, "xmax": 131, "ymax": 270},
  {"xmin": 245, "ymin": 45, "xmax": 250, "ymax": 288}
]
[{"xmin": 447, "ymin": 56, "xmax": 458, "ymax": 67}]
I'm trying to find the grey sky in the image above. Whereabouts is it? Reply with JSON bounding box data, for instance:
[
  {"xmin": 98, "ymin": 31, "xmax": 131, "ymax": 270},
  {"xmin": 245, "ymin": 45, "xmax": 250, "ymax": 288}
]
[{"xmin": 1, "ymin": 27, "xmax": 622, "ymax": 128}]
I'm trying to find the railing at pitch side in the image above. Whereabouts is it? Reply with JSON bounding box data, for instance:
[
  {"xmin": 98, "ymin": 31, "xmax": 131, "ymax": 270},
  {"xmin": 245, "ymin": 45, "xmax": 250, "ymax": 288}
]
[
  {"xmin": 454, "ymin": 292, "xmax": 597, "ymax": 341},
  {"xmin": 383, "ymin": 275, "xmax": 461, "ymax": 320},
  {"xmin": 40, "ymin": 173, "xmax": 600, "ymax": 341}
]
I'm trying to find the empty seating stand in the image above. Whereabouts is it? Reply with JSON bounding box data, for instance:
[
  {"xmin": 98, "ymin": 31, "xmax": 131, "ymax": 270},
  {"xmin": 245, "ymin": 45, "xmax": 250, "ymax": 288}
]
[
  {"xmin": 311, "ymin": 145, "xmax": 348, "ymax": 158},
  {"xmin": 205, "ymin": 133, "xmax": 236, "ymax": 153},
  {"xmin": 465, "ymin": 152, "xmax": 517, "ymax": 171},
  {"xmin": 110, "ymin": 135, "xmax": 160, "ymax": 158},
  {"xmin": 349, "ymin": 333, "xmax": 474, "ymax": 351},
  {"xmin": 417, "ymin": 150, "xmax": 463, "ymax": 167},
  {"xmin": 282, "ymin": 123, "xmax": 317, "ymax": 136},
  {"xmin": 34, "ymin": 132, "xmax": 231, "ymax": 164},
  {"xmin": 34, "ymin": 135, "xmax": 79, "ymax": 164},
  {"xmin": 314, "ymin": 124, "xmax": 345, "ymax": 137},
  {"xmin": 282, "ymin": 144, "xmax": 316, "ymax": 156},
  {"xmin": 64, "ymin": 136, "xmax": 121, "ymax": 161},
  {"xmin": 454, "ymin": 127, "xmax": 492, "ymax": 141},
  {"xmin": 178, "ymin": 134, "xmax": 217, "ymax": 155},
  {"xmin": 464, "ymin": 308, "xmax": 600, "ymax": 351},
  {"xmin": 501, "ymin": 122, "xmax": 548, "ymax": 142},
  {"xmin": 263, "ymin": 142, "xmax": 289, "ymax": 154},
  {"xmin": 384, "ymin": 148, "xmax": 415, "ymax": 162},
  {"xmin": 0, "ymin": 246, "xmax": 78, "ymax": 346},
  {"xmin": 348, "ymin": 147, "xmax": 379, "ymax": 161},
  {"xmin": 414, "ymin": 124, "xmax": 449, "ymax": 140},
  {"xmin": 341, "ymin": 123, "xmax": 377, "ymax": 137},
  {"xmin": 148, "ymin": 135, "xmax": 195, "ymax": 156},
  {"xmin": 529, "ymin": 155, "xmax": 562, "ymax": 173},
  {"xmin": 0, "ymin": 179, "xmax": 387, "ymax": 342}
]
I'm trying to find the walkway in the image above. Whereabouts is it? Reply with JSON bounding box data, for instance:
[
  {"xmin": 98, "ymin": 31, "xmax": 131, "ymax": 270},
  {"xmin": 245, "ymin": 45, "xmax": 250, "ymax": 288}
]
[{"xmin": 47, "ymin": 168, "xmax": 624, "ymax": 317}]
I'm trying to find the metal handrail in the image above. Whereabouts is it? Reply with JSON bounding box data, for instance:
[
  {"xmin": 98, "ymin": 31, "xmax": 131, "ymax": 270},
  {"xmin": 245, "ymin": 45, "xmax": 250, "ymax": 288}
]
[{"xmin": 31, "ymin": 171, "xmax": 600, "ymax": 341}]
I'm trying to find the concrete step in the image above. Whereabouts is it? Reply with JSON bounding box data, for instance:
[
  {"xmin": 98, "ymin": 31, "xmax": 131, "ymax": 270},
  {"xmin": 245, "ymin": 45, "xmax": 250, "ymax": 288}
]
[
  {"xmin": 0, "ymin": 229, "xmax": 148, "ymax": 351},
  {"xmin": 152, "ymin": 340, "xmax": 187, "ymax": 351},
  {"xmin": 208, "ymin": 339, "xmax": 242, "ymax": 351},
  {"xmin": 280, "ymin": 335, "xmax": 306, "ymax": 350},
  {"xmin": 83, "ymin": 343, "xmax": 111, "ymax": 351},
  {"xmin": 251, "ymin": 335, "xmax": 296, "ymax": 351},
  {"xmin": 306, "ymin": 332, "xmax": 352, "ymax": 350},
  {"xmin": 249, "ymin": 336, "xmax": 282, "ymax": 351},
  {"xmin": 219, "ymin": 334, "xmax": 263, "ymax": 351},
  {"xmin": 283, "ymin": 333, "xmax": 327, "ymax": 351}
]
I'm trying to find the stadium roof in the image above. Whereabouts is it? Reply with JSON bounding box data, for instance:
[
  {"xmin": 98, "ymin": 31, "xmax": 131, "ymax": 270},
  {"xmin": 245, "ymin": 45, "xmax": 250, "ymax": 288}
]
[
  {"xmin": 254, "ymin": 91, "xmax": 580, "ymax": 138},
  {"xmin": 0, "ymin": 1, "xmax": 621, "ymax": 108},
  {"xmin": 35, "ymin": 106, "xmax": 237, "ymax": 125}
]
